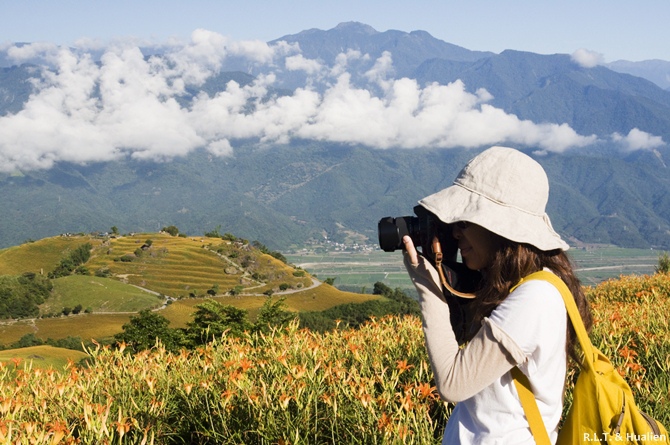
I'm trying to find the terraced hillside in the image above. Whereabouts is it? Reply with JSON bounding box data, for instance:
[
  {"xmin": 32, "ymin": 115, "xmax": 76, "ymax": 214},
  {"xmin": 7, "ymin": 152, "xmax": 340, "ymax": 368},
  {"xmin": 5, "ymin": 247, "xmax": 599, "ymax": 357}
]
[
  {"xmin": 0, "ymin": 233, "xmax": 378, "ymax": 345},
  {"xmin": 85, "ymin": 233, "xmax": 312, "ymax": 298},
  {"xmin": 0, "ymin": 235, "xmax": 106, "ymax": 276}
]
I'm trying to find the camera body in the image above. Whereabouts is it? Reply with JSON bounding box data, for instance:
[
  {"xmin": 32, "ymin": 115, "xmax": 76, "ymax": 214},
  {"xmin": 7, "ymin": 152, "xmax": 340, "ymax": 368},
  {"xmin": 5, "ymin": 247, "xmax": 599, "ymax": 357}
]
[{"xmin": 377, "ymin": 205, "xmax": 457, "ymax": 261}]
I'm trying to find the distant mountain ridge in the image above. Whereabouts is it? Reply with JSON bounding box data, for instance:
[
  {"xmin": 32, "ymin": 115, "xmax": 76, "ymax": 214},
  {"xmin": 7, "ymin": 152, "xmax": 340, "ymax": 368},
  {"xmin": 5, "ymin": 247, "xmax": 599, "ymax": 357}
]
[
  {"xmin": 0, "ymin": 23, "xmax": 669, "ymax": 251},
  {"xmin": 2, "ymin": 22, "xmax": 667, "ymax": 89},
  {"xmin": 413, "ymin": 50, "xmax": 670, "ymax": 140},
  {"xmin": 607, "ymin": 59, "xmax": 670, "ymax": 90},
  {"xmin": 1, "ymin": 143, "xmax": 668, "ymax": 251},
  {"xmin": 271, "ymin": 21, "xmax": 494, "ymax": 76}
]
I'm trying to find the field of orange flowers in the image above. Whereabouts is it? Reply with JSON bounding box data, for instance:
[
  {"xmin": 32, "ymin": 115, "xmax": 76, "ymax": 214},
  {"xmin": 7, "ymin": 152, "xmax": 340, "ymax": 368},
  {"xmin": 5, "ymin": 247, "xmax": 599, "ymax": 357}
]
[
  {"xmin": 0, "ymin": 272, "xmax": 668, "ymax": 444},
  {"xmin": 584, "ymin": 272, "xmax": 670, "ymax": 419}
]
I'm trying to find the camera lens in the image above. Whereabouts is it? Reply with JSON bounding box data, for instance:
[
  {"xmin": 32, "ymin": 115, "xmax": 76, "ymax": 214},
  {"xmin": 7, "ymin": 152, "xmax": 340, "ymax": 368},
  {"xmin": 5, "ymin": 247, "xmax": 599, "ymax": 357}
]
[{"xmin": 378, "ymin": 216, "xmax": 414, "ymax": 252}]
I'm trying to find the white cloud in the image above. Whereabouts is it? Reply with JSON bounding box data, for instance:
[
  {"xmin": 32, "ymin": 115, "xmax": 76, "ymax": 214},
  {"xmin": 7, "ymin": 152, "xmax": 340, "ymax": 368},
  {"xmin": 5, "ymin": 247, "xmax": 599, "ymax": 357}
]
[
  {"xmin": 0, "ymin": 33, "xmax": 607, "ymax": 172},
  {"xmin": 292, "ymin": 76, "xmax": 596, "ymax": 151},
  {"xmin": 612, "ymin": 128, "xmax": 665, "ymax": 151},
  {"xmin": 71, "ymin": 37, "xmax": 109, "ymax": 52},
  {"xmin": 7, "ymin": 41, "xmax": 60, "ymax": 63},
  {"xmin": 364, "ymin": 50, "xmax": 394, "ymax": 85},
  {"xmin": 228, "ymin": 38, "xmax": 296, "ymax": 64},
  {"xmin": 285, "ymin": 54, "xmax": 324, "ymax": 75},
  {"xmin": 571, "ymin": 48, "xmax": 604, "ymax": 68},
  {"xmin": 329, "ymin": 49, "xmax": 369, "ymax": 78},
  {"xmin": 206, "ymin": 139, "xmax": 234, "ymax": 157}
]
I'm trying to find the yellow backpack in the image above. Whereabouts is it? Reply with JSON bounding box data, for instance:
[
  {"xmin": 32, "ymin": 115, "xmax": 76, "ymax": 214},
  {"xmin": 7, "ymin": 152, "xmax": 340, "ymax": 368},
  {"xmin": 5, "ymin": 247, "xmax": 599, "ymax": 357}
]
[{"xmin": 511, "ymin": 271, "xmax": 668, "ymax": 445}]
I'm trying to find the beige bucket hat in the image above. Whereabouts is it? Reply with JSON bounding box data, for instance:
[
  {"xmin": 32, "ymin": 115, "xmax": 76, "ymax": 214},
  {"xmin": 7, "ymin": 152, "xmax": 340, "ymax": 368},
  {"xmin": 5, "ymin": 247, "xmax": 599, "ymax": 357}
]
[{"xmin": 418, "ymin": 146, "xmax": 569, "ymax": 251}]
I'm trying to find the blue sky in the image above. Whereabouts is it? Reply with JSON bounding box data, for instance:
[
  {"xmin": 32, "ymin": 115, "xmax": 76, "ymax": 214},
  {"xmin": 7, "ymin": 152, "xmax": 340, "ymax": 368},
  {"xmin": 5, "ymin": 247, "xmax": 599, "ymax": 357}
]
[{"xmin": 1, "ymin": 0, "xmax": 668, "ymax": 62}]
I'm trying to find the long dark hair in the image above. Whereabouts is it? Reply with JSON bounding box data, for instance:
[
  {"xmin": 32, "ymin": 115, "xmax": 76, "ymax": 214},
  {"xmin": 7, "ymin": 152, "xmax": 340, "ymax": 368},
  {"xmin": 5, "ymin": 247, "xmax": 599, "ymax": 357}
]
[{"xmin": 470, "ymin": 235, "xmax": 592, "ymax": 364}]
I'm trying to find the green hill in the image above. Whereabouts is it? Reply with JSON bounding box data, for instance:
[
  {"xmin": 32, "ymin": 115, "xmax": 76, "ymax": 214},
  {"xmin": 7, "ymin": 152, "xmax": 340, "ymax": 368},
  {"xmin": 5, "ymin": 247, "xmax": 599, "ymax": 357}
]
[
  {"xmin": 44, "ymin": 274, "xmax": 163, "ymax": 315},
  {"xmin": 0, "ymin": 232, "xmax": 379, "ymax": 346}
]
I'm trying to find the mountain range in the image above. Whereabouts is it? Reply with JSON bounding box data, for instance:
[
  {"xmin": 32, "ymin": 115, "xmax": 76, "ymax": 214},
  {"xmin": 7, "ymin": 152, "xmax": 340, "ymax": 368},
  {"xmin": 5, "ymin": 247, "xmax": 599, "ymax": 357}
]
[{"xmin": 0, "ymin": 22, "xmax": 669, "ymax": 251}]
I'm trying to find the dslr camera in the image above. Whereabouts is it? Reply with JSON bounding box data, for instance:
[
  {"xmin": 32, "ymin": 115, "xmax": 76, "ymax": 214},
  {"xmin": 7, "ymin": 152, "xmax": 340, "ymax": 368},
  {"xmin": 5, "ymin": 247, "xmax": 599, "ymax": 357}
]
[
  {"xmin": 377, "ymin": 205, "xmax": 480, "ymax": 342},
  {"xmin": 377, "ymin": 205, "xmax": 457, "ymax": 261},
  {"xmin": 377, "ymin": 205, "xmax": 482, "ymax": 296}
]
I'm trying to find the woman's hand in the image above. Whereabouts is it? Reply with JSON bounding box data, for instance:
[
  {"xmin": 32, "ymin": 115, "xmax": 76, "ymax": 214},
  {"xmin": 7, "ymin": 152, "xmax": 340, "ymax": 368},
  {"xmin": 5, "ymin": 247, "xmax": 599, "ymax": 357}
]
[{"xmin": 403, "ymin": 235, "xmax": 419, "ymax": 266}]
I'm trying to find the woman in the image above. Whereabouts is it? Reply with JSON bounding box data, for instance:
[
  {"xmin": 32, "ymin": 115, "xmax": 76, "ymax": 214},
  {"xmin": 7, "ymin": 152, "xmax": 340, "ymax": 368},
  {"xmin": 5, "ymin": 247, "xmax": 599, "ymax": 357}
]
[{"xmin": 402, "ymin": 146, "xmax": 592, "ymax": 444}]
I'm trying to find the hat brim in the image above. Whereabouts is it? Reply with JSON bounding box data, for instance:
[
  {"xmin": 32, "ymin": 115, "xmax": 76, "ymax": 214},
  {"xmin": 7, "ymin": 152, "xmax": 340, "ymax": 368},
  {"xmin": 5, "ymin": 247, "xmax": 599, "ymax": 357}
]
[{"xmin": 419, "ymin": 184, "xmax": 569, "ymax": 252}]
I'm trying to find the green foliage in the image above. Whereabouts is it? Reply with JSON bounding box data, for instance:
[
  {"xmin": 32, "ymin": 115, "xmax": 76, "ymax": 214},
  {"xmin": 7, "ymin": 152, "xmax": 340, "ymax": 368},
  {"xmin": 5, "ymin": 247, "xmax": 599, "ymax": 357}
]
[
  {"xmin": 656, "ymin": 251, "xmax": 670, "ymax": 274},
  {"xmin": 48, "ymin": 243, "xmax": 92, "ymax": 278},
  {"xmin": 373, "ymin": 281, "xmax": 421, "ymax": 314},
  {"xmin": 12, "ymin": 333, "xmax": 43, "ymax": 348},
  {"xmin": 94, "ymin": 266, "xmax": 111, "ymax": 277},
  {"xmin": 115, "ymin": 309, "xmax": 183, "ymax": 353},
  {"xmin": 5, "ymin": 333, "xmax": 89, "ymax": 352},
  {"xmin": 299, "ymin": 282, "xmax": 420, "ymax": 332},
  {"xmin": 185, "ymin": 300, "xmax": 251, "ymax": 346},
  {"xmin": 115, "ymin": 298, "xmax": 296, "ymax": 353},
  {"xmin": 252, "ymin": 240, "xmax": 288, "ymax": 263},
  {"xmin": 0, "ymin": 273, "xmax": 53, "ymax": 319},
  {"xmin": 74, "ymin": 265, "xmax": 89, "ymax": 275},
  {"xmin": 373, "ymin": 282, "xmax": 394, "ymax": 296},
  {"xmin": 47, "ymin": 336, "xmax": 88, "ymax": 352},
  {"xmin": 254, "ymin": 297, "xmax": 295, "ymax": 334},
  {"xmin": 204, "ymin": 225, "xmax": 223, "ymax": 238},
  {"xmin": 162, "ymin": 225, "xmax": 180, "ymax": 236},
  {"xmin": 297, "ymin": 311, "xmax": 337, "ymax": 332},
  {"xmin": 229, "ymin": 285, "xmax": 244, "ymax": 296}
]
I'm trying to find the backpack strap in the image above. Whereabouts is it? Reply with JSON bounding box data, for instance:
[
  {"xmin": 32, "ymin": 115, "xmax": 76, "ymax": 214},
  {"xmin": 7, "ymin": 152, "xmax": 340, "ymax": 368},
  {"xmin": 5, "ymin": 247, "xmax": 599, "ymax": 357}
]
[
  {"xmin": 515, "ymin": 270, "xmax": 595, "ymax": 368},
  {"xmin": 511, "ymin": 367, "xmax": 552, "ymax": 445},
  {"xmin": 510, "ymin": 270, "xmax": 586, "ymax": 445}
]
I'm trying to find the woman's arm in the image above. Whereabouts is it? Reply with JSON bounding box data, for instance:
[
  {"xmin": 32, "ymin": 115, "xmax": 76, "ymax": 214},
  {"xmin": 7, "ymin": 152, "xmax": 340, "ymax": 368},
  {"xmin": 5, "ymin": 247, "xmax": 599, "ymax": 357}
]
[{"xmin": 403, "ymin": 236, "xmax": 526, "ymax": 402}]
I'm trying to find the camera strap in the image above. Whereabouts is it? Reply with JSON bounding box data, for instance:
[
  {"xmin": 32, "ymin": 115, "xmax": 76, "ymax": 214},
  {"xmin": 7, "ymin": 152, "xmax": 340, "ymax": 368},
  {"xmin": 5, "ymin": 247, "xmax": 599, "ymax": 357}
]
[{"xmin": 431, "ymin": 237, "xmax": 476, "ymax": 299}]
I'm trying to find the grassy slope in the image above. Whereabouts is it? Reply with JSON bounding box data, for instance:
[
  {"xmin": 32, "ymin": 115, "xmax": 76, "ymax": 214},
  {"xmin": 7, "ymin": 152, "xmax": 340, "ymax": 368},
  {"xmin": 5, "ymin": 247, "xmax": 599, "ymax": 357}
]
[
  {"xmin": 161, "ymin": 283, "xmax": 379, "ymax": 328},
  {"xmin": 0, "ymin": 235, "xmax": 103, "ymax": 275},
  {"xmin": 0, "ymin": 345, "xmax": 89, "ymax": 370},
  {"xmin": 0, "ymin": 234, "xmax": 377, "ymax": 344},
  {"xmin": 44, "ymin": 275, "xmax": 164, "ymax": 314}
]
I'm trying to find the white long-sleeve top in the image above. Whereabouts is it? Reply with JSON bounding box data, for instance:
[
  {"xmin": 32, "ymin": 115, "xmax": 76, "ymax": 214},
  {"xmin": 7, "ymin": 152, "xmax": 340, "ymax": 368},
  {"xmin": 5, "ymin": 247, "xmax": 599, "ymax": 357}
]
[{"xmin": 405, "ymin": 254, "xmax": 566, "ymax": 444}]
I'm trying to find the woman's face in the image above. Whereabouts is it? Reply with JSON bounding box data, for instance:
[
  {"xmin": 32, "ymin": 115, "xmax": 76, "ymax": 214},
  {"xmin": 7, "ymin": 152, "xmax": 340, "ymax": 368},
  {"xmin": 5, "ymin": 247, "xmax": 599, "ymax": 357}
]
[{"xmin": 452, "ymin": 222, "xmax": 496, "ymax": 271}]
